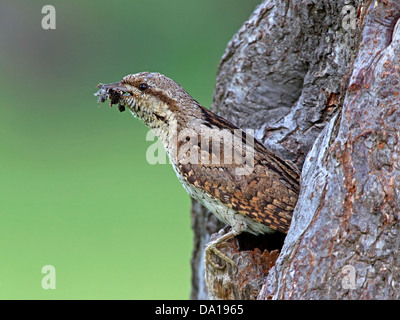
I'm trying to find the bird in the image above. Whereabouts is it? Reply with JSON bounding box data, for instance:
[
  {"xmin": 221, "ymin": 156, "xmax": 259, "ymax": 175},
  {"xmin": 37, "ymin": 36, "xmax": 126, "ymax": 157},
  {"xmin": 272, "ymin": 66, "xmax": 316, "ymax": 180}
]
[{"xmin": 95, "ymin": 72, "xmax": 300, "ymax": 273}]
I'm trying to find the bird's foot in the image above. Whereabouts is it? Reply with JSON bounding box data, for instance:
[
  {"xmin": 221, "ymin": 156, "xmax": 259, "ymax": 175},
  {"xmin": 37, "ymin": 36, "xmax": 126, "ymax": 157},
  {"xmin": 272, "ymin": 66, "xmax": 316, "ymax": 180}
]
[{"xmin": 204, "ymin": 229, "xmax": 240, "ymax": 275}]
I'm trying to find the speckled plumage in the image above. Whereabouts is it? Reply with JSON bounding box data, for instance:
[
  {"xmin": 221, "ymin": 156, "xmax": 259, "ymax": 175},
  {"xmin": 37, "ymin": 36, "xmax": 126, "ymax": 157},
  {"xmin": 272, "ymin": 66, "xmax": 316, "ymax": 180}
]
[{"xmin": 95, "ymin": 72, "xmax": 300, "ymax": 271}]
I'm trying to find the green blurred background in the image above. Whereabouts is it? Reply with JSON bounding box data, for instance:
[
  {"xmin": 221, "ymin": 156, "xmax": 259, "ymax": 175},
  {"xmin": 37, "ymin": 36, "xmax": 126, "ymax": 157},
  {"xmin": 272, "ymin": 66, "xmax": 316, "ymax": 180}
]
[{"xmin": 0, "ymin": 0, "xmax": 260, "ymax": 299}]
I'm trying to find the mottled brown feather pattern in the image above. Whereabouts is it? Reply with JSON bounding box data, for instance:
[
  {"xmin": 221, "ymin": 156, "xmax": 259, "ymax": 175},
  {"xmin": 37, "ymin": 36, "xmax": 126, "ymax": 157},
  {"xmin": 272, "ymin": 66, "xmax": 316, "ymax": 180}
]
[
  {"xmin": 177, "ymin": 135, "xmax": 299, "ymax": 234},
  {"xmin": 199, "ymin": 105, "xmax": 299, "ymax": 193}
]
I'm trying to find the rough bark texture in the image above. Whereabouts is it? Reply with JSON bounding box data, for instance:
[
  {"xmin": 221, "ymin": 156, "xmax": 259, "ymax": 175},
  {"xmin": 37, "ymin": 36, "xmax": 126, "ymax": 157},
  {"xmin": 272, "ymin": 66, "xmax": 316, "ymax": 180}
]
[{"xmin": 190, "ymin": 0, "xmax": 400, "ymax": 300}]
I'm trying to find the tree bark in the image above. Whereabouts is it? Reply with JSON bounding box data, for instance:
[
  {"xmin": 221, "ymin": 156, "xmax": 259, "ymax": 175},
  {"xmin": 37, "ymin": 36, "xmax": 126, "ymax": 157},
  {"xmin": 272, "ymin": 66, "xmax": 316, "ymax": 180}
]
[{"xmin": 190, "ymin": 0, "xmax": 400, "ymax": 300}]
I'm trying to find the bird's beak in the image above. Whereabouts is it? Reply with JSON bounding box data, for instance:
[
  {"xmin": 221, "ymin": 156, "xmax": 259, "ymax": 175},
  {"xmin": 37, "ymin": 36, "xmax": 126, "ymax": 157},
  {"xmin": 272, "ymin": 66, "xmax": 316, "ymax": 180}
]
[{"xmin": 97, "ymin": 82, "xmax": 126, "ymax": 92}]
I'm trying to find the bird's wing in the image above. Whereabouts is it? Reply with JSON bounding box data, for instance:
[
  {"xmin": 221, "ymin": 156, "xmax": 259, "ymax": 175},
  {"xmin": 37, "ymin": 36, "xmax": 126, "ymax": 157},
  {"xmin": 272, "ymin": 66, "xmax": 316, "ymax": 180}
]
[{"xmin": 177, "ymin": 134, "xmax": 300, "ymax": 234}]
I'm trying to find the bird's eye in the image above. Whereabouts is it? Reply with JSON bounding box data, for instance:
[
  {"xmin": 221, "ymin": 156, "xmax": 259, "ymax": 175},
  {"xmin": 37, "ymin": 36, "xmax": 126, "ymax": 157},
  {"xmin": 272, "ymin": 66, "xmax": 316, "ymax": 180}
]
[{"xmin": 138, "ymin": 83, "xmax": 148, "ymax": 91}]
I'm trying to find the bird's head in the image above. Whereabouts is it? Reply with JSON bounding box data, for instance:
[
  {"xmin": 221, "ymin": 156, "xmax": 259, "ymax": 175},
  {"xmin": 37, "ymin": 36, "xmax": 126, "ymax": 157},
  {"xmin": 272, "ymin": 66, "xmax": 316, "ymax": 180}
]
[{"xmin": 95, "ymin": 72, "xmax": 198, "ymax": 129}]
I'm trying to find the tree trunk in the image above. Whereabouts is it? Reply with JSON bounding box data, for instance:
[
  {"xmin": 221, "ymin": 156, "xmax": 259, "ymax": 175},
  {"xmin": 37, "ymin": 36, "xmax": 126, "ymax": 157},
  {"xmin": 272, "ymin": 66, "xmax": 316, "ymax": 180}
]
[{"xmin": 190, "ymin": 0, "xmax": 400, "ymax": 300}]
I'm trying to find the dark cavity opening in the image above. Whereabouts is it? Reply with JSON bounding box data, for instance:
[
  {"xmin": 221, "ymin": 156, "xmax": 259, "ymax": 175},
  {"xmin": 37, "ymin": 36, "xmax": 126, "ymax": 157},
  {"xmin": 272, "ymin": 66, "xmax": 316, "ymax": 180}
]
[{"xmin": 237, "ymin": 231, "xmax": 286, "ymax": 252}]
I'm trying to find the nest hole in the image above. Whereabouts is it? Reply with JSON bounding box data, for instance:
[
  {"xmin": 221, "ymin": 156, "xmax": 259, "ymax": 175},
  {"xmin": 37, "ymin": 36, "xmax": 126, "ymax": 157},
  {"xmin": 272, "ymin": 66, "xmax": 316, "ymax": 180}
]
[{"xmin": 236, "ymin": 231, "xmax": 286, "ymax": 252}]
